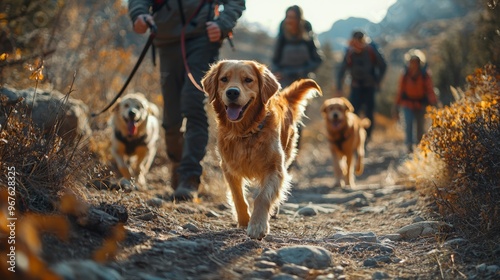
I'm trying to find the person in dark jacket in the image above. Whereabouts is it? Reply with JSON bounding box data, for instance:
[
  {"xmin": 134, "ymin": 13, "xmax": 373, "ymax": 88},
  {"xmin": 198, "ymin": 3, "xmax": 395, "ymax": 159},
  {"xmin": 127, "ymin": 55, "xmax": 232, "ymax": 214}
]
[
  {"xmin": 128, "ymin": 0, "xmax": 245, "ymax": 201},
  {"xmin": 337, "ymin": 30, "xmax": 386, "ymax": 143},
  {"xmin": 271, "ymin": 5, "xmax": 323, "ymax": 88}
]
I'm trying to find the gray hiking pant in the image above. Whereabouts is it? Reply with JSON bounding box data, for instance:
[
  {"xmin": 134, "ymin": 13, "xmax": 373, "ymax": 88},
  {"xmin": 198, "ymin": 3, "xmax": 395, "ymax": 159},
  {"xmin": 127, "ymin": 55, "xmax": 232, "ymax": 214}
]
[{"xmin": 158, "ymin": 35, "xmax": 221, "ymax": 182}]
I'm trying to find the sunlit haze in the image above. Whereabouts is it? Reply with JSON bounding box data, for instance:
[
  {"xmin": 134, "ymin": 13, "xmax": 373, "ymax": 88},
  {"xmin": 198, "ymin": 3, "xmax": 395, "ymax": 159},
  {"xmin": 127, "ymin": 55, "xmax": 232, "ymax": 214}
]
[{"xmin": 240, "ymin": 0, "xmax": 398, "ymax": 35}]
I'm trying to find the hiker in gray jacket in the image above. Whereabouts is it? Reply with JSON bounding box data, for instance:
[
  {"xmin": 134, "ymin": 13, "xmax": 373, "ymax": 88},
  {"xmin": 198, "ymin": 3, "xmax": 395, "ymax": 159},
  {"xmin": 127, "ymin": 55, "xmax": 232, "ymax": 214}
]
[
  {"xmin": 271, "ymin": 5, "xmax": 323, "ymax": 88},
  {"xmin": 128, "ymin": 0, "xmax": 246, "ymax": 201}
]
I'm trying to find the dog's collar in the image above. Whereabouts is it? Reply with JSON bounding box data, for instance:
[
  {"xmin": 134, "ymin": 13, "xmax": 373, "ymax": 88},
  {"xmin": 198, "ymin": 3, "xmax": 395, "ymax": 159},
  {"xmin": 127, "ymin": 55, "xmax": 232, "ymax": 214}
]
[
  {"xmin": 114, "ymin": 130, "xmax": 148, "ymax": 155},
  {"xmin": 328, "ymin": 135, "xmax": 345, "ymax": 149},
  {"xmin": 241, "ymin": 114, "xmax": 268, "ymax": 138},
  {"xmin": 327, "ymin": 125, "xmax": 352, "ymax": 149}
]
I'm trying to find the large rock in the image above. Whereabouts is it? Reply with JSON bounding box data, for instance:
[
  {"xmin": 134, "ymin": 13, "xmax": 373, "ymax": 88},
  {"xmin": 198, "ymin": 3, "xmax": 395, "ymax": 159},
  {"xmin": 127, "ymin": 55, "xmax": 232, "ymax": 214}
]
[
  {"xmin": 397, "ymin": 221, "xmax": 452, "ymax": 240},
  {"xmin": 276, "ymin": 245, "xmax": 333, "ymax": 269},
  {"xmin": 52, "ymin": 260, "xmax": 122, "ymax": 280},
  {"xmin": 0, "ymin": 86, "xmax": 91, "ymax": 142}
]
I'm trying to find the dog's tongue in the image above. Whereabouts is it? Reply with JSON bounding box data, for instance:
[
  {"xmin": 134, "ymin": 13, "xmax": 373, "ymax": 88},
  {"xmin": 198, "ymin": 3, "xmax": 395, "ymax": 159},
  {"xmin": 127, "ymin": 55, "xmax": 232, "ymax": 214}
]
[
  {"xmin": 331, "ymin": 119, "xmax": 342, "ymax": 129},
  {"xmin": 226, "ymin": 105, "xmax": 243, "ymax": 121},
  {"xmin": 127, "ymin": 120, "xmax": 137, "ymax": 136}
]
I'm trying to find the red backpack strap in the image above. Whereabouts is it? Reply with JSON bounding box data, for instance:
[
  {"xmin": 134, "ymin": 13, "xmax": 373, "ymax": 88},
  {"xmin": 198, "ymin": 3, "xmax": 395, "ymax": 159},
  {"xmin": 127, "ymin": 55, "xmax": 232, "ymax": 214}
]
[
  {"xmin": 366, "ymin": 45, "xmax": 377, "ymax": 63},
  {"xmin": 346, "ymin": 48, "xmax": 354, "ymax": 66}
]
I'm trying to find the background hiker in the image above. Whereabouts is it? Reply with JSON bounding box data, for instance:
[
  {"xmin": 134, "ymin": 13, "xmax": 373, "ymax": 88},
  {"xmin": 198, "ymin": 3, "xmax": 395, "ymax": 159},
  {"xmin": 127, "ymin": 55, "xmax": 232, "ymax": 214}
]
[
  {"xmin": 336, "ymin": 30, "xmax": 387, "ymax": 144},
  {"xmin": 394, "ymin": 49, "xmax": 438, "ymax": 153},
  {"xmin": 271, "ymin": 5, "xmax": 323, "ymax": 156},
  {"xmin": 271, "ymin": 5, "xmax": 323, "ymax": 88},
  {"xmin": 128, "ymin": 0, "xmax": 246, "ymax": 201}
]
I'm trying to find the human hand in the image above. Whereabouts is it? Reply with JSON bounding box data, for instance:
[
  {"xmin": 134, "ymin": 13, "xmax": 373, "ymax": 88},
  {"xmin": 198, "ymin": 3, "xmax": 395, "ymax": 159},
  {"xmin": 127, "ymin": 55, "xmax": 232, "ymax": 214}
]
[
  {"xmin": 133, "ymin": 14, "xmax": 154, "ymax": 34},
  {"xmin": 206, "ymin": 21, "xmax": 222, "ymax": 42}
]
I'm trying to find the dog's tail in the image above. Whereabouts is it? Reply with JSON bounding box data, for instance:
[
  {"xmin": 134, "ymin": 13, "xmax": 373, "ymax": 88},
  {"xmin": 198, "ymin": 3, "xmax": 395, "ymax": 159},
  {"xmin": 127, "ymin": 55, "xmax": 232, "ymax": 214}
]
[
  {"xmin": 360, "ymin": 118, "xmax": 371, "ymax": 129},
  {"xmin": 281, "ymin": 79, "xmax": 322, "ymax": 119}
]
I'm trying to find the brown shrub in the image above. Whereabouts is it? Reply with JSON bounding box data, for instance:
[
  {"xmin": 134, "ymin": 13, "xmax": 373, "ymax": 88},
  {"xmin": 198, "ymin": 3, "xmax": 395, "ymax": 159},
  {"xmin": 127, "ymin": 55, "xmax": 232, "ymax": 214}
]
[
  {"xmin": 410, "ymin": 64, "xmax": 500, "ymax": 239},
  {"xmin": 0, "ymin": 94, "xmax": 93, "ymax": 213},
  {"xmin": 0, "ymin": 90, "xmax": 122, "ymax": 279}
]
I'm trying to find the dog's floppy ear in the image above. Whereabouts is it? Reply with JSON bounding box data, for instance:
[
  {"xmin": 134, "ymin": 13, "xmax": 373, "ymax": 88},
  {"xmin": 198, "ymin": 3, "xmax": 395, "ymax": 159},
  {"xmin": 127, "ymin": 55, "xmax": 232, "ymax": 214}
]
[
  {"xmin": 254, "ymin": 61, "xmax": 280, "ymax": 105},
  {"xmin": 201, "ymin": 61, "xmax": 221, "ymax": 103},
  {"xmin": 147, "ymin": 102, "xmax": 160, "ymax": 117},
  {"xmin": 341, "ymin": 97, "xmax": 354, "ymax": 112},
  {"xmin": 320, "ymin": 100, "xmax": 329, "ymax": 116}
]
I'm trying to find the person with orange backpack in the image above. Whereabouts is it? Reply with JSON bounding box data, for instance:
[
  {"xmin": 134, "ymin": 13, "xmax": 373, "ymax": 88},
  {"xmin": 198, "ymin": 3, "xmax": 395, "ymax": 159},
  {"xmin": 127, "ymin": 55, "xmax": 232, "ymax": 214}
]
[
  {"xmin": 337, "ymin": 30, "xmax": 387, "ymax": 144},
  {"xmin": 395, "ymin": 49, "xmax": 438, "ymax": 153}
]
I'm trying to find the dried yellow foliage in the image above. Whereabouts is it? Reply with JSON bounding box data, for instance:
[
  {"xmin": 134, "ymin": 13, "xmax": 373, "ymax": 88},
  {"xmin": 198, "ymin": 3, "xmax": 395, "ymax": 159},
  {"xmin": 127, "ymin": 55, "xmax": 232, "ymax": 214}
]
[
  {"xmin": 93, "ymin": 223, "xmax": 126, "ymax": 263},
  {"xmin": 25, "ymin": 58, "xmax": 45, "ymax": 81},
  {"xmin": 413, "ymin": 64, "xmax": 500, "ymax": 237}
]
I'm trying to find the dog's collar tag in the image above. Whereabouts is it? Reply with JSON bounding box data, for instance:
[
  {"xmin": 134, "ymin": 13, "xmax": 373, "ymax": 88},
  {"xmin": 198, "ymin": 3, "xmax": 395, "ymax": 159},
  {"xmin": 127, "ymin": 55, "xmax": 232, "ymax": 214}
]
[{"xmin": 241, "ymin": 114, "xmax": 268, "ymax": 138}]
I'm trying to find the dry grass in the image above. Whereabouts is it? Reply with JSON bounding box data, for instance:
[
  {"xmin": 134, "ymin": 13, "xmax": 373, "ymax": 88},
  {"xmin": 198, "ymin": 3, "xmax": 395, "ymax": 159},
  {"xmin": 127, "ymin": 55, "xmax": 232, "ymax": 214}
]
[
  {"xmin": 0, "ymin": 86, "xmax": 124, "ymax": 279},
  {"xmin": 0, "ymin": 98, "xmax": 92, "ymax": 212}
]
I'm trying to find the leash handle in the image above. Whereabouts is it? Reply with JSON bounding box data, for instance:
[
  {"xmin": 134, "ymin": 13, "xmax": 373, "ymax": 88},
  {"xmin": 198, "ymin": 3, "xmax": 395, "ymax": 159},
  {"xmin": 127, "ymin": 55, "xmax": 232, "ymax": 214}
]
[
  {"xmin": 143, "ymin": 16, "xmax": 158, "ymax": 34},
  {"xmin": 91, "ymin": 21, "xmax": 157, "ymax": 118}
]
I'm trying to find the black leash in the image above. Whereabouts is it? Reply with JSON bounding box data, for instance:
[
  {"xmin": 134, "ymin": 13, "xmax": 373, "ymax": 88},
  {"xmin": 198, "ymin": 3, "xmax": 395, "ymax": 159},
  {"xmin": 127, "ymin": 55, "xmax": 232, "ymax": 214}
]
[{"xmin": 91, "ymin": 19, "xmax": 157, "ymax": 117}]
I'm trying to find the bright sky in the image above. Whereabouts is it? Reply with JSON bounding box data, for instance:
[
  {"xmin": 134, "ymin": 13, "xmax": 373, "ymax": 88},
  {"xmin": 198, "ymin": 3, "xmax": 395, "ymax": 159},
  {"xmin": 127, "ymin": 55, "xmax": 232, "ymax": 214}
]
[{"xmin": 240, "ymin": 0, "xmax": 397, "ymax": 36}]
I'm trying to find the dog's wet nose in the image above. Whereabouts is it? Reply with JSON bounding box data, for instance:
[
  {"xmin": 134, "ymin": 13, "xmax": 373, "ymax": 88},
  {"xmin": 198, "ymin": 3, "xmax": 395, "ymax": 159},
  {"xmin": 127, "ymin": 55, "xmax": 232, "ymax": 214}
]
[
  {"xmin": 333, "ymin": 112, "xmax": 338, "ymax": 119},
  {"xmin": 128, "ymin": 110, "xmax": 137, "ymax": 119},
  {"xmin": 225, "ymin": 88, "xmax": 240, "ymax": 101}
]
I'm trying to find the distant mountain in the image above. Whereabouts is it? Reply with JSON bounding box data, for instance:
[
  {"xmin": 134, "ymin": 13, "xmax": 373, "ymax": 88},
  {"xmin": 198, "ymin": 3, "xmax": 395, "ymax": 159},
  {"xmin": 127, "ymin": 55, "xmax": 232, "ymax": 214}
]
[
  {"xmin": 377, "ymin": 0, "xmax": 470, "ymax": 38},
  {"xmin": 318, "ymin": 0, "xmax": 473, "ymax": 51},
  {"xmin": 318, "ymin": 17, "xmax": 375, "ymax": 51}
]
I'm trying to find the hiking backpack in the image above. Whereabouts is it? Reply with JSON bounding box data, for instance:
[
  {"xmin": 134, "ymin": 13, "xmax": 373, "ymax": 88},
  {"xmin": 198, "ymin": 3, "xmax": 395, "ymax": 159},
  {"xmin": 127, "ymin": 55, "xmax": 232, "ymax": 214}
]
[
  {"xmin": 346, "ymin": 45, "xmax": 377, "ymax": 83},
  {"xmin": 401, "ymin": 69, "xmax": 430, "ymax": 103}
]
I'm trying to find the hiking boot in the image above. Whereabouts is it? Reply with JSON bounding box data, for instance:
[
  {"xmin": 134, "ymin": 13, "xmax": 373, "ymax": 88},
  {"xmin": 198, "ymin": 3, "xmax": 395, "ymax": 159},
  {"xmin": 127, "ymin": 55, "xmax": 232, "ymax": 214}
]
[
  {"xmin": 169, "ymin": 162, "xmax": 180, "ymax": 191},
  {"xmin": 407, "ymin": 144, "xmax": 414, "ymax": 154},
  {"xmin": 172, "ymin": 176, "xmax": 200, "ymax": 201}
]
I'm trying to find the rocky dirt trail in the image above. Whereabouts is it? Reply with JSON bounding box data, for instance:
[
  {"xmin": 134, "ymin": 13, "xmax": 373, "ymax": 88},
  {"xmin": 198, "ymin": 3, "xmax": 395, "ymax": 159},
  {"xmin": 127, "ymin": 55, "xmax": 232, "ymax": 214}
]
[{"xmin": 42, "ymin": 127, "xmax": 469, "ymax": 280}]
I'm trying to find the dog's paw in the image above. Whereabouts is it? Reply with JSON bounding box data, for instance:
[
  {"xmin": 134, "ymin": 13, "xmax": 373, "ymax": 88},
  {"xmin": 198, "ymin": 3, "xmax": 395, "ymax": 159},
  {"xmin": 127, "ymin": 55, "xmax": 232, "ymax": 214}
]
[
  {"xmin": 345, "ymin": 183, "xmax": 355, "ymax": 189},
  {"xmin": 247, "ymin": 220, "xmax": 269, "ymax": 240},
  {"xmin": 236, "ymin": 212, "xmax": 250, "ymax": 228},
  {"xmin": 345, "ymin": 177, "xmax": 356, "ymax": 189},
  {"xmin": 136, "ymin": 174, "xmax": 147, "ymax": 187},
  {"xmin": 237, "ymin": 219, "xmax": 249, "ymax": 228},
  {"xmin": 333, "ymin": 179, "xmax": 343, "ymax": 188}
]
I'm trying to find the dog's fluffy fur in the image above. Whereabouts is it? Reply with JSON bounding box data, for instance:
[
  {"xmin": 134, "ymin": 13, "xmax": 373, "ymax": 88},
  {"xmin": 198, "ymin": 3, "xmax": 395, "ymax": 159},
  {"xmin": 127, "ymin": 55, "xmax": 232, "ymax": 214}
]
[
  {"xmin": 202, "ymin": 60, "xmax": 321, "ymax": 239},
  {"xmin": 110, "ymin": 92, "xmax": 160, "ymax": 186},
  {"xmin": 321, "ymin": 97, "xmax": 371, "ymax": 188}
]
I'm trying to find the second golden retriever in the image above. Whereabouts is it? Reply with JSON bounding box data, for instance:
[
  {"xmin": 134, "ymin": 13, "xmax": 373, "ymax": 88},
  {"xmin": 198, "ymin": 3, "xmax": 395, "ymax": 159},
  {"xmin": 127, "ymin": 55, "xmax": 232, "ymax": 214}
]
[
  {"xmin": 202, "ymin": 60, "xmax": 322, "ymax": 239},
  {"xmin": 109, "ymin": 92, "xmax": 160, "ymax": 186},
  {"xmin": 321, "ymin": 97, "xmax": 371, "ymax": 188}
]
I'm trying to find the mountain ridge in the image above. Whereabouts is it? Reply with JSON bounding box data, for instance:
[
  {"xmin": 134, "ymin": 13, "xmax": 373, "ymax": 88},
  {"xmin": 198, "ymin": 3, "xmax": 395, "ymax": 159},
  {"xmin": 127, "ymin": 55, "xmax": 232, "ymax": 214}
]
[{"xmin": 317, "ymin": 0, "xmax": 473, "ymax": 51}]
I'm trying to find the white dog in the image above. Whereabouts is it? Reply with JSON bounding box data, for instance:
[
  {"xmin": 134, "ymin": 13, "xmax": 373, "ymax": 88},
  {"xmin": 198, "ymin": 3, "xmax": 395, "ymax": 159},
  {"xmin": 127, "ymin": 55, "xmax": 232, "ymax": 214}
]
[{"xmin": 109, "ymin": 92, "xmax": 160, "ymax": 186}]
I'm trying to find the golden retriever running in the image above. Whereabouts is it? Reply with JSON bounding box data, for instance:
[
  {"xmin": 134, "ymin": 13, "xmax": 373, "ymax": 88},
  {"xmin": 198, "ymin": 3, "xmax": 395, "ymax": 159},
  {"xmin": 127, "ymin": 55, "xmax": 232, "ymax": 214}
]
[
  {"xmin": 110, "ymin": 92, "xmax": 160, "ymax": 186},
  {"xmin": 321, "ymin": 97, "xmax": 371, "ymax": 188},
  {"xmin": 202, "ymin": 60, "xmax": 322, "ymax": 239}
]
